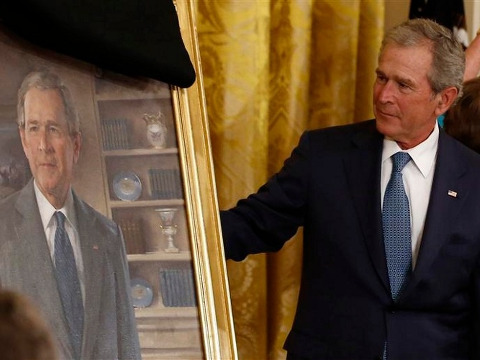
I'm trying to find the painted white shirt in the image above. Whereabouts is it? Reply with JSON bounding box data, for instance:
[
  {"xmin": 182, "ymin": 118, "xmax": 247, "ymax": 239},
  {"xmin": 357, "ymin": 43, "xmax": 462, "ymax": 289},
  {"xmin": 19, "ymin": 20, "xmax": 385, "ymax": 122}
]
[{"xmin": 34, "ymin": 181, "xmax": 85, "ymax": 302}]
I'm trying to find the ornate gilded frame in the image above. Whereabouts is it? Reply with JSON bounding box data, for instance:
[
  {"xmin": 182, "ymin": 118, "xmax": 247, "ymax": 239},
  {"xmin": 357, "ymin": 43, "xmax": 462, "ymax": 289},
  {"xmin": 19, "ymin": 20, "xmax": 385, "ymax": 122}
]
[{"xmin": 173, "ymin": 1, "xmax": 237, "ymax": 358}]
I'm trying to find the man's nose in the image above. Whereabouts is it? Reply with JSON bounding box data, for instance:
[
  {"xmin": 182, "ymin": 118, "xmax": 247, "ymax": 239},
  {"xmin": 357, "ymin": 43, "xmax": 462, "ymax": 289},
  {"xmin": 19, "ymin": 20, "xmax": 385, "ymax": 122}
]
[
  {"xmin": 377, "ymin": 81, "xmax": 395, "ymax": 103},
  {"xmin": 38, "ymin": 129, "xmax": 52, "ymax": 152}
]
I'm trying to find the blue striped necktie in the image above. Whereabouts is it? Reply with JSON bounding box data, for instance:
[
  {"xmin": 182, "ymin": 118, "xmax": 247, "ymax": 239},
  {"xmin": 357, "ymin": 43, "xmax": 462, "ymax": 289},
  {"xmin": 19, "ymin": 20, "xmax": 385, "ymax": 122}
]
[
  {"xmin": 54, "ymin": 211, "xmax": 84, "ymax": 360},
  {"xmin": 382, "ymin": 152, "xmax": 412, "ymax": 359},
  {"xmin": 383, "ymin": 151, "xmax": 412, "ymax": 301}
]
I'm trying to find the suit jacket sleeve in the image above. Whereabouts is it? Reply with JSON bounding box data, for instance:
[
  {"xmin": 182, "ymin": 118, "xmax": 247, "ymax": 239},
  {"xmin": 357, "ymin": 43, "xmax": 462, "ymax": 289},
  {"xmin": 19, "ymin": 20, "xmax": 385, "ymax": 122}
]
[
  {"xmin": 112, "ymin": 224, "xmax": 141, "ymax": 360},
  {"xmin": 221, "ymin": 131, "xmax": 312, "ymax": 261},
  {"xmin": 75, "ymin": 195, "xmax": 141, "ymax": 360},
  {"xmin": 473, "ymin": 256, "xmax": 480, "ymax": 357}
]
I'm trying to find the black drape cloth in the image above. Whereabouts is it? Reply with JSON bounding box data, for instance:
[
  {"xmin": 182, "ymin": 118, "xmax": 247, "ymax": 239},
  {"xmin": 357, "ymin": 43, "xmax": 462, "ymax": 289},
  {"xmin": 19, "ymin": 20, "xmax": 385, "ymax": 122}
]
[
  {"xmin": 0, "ymin": 0, "xmax": 196, "ymax": 88},
  {"xmin": 409, "ymin": 0, "xmax": 466, "ymax": 32}
]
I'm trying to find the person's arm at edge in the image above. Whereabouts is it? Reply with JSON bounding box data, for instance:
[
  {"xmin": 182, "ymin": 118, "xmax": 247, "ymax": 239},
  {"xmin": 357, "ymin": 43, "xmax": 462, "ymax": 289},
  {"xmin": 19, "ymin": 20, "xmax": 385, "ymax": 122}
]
[{"xmin": 464, "ymin": 31, "xmax": 480, "ymax": 81}]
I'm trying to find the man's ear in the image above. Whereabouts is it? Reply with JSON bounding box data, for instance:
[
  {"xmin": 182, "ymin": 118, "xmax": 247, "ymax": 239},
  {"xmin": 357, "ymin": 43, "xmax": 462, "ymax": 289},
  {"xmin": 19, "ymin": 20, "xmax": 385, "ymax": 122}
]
[
  {"xmin": 18, "ymin": 127, "xmax": 28, "ymax": 158},
  {"xmin": 73, "ymin": 132, "xmax": 82, "ymax": 165},
  {"xmin": 435, "ymin": 86, "xmax": 458, "ymax": 116}
]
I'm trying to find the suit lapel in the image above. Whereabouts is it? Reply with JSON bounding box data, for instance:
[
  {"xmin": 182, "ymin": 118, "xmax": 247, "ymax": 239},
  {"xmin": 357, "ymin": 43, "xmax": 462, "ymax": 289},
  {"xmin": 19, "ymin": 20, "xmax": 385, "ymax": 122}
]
[
  {"xmin": 344, "ymin": 122, "xmax": 390, "ymax": 292},
  {"xmin": 73, "ymin": 193, "xmax": 105, "ymax": 359},
  {"xmin": 14, "ymin": 181, "xmax": 74, "ymax": 358},
  {"xmin": 344, "ymin": 126, "xmax": 470, "ymax": 301},
  {"xmin": 401, "ymin": 131, "xmax": 469, "ymax": 299}
]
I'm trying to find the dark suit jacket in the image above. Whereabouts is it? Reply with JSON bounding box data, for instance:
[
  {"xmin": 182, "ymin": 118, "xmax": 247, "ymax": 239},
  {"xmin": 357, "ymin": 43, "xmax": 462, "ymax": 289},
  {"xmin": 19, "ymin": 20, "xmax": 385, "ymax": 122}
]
[
  {"xmin": 221, "ymin": 120, "xmax": 480, "ymax": 359},
  {"xmin": 0, "ymin": 180, "xmax": 140, "ymax": 360}
]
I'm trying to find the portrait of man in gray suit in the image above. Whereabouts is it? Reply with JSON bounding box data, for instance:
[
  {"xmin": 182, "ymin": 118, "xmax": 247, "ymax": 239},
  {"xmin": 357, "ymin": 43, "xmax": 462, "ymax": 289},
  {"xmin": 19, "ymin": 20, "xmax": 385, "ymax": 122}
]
[{"xmin": 0, "ymin": 70, "xmax": 141, "ymax": 360}]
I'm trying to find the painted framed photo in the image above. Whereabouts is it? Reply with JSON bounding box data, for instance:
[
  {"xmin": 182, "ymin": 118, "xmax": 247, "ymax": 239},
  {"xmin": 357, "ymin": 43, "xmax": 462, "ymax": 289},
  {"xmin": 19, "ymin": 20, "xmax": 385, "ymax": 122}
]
[{"xmin": 0, "ymin": 0, "xmax": 236, "ymax": 359}]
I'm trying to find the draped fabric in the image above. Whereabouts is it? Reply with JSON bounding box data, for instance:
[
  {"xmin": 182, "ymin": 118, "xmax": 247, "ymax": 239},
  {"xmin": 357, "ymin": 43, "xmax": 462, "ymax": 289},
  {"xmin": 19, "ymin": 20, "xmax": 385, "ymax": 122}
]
[
  {"xmin": 0, "ymin": 0, "xmax": 196, "ymax": 87},
  {"xmin": 196, "ymin": 1, "xmax": 384, "ymax": 358}
]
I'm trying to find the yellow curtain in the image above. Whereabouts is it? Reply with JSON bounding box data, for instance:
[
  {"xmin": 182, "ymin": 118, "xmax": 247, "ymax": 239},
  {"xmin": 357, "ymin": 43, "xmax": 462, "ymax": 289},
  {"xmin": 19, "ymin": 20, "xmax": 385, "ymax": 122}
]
[{"xmin": 195, "ymin": 1, "xmax": 384, "ymax": 359}]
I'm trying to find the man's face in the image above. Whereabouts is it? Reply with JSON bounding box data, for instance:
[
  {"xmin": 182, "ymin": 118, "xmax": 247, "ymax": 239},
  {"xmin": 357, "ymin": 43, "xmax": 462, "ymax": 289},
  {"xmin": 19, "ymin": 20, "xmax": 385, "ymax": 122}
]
[
  {"xmin": 20, "ymin": 87, "xmax": 81, "ymax": 207},
  {"xmin": 373, "ymin": 43, "xmax": 447, "ymax": 149}
]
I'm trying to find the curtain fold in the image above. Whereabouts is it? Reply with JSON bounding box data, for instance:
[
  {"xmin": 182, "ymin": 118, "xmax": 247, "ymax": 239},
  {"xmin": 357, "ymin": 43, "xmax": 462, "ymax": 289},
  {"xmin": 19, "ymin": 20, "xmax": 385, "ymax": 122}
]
[{"xmin": 196, "ymin": 1, "xmax": 384, "ymax": 358}]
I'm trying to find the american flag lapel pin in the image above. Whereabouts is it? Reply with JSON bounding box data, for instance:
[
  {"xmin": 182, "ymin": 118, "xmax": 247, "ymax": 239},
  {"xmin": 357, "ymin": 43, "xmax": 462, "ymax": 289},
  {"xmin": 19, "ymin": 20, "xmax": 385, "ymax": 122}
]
[{"xmin": 447, "ymin": 190, "xmax": 457, "ymax": 198}]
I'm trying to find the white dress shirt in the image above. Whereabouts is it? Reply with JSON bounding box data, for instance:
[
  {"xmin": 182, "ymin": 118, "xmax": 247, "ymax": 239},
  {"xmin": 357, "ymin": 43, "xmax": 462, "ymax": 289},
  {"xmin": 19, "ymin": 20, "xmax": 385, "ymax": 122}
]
[
  {"xmin": 34, "ymin": 181, "xmax": 85, "ymax": 302},
  {"xmin": 381, "ymin": 122, "xmax": 439, "ymax": 268}
]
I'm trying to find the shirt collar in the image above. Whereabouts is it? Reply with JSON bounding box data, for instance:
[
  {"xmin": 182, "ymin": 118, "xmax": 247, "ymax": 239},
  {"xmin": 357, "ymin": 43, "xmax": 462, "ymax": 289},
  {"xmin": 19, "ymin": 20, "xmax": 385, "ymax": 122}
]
[
  {"xmin": 33, "ymin": 180, "xmax": 76, "ymax": 231},
  {"xmin": 382, "ymin": 122, "xmax": 439, "ymax": 178}
]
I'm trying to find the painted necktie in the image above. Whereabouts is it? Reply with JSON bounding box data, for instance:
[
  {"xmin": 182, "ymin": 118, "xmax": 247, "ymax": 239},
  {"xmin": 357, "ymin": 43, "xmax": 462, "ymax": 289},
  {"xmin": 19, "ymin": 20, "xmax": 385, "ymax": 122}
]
[{"xmin": 54, "ymin": 211, "xmax": 83, "ymax": 359}]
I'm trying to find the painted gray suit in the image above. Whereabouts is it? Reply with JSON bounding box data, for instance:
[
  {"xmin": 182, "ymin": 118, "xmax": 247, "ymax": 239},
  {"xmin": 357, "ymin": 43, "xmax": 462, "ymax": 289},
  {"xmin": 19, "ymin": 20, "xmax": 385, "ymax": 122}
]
[{"xmin": 0, "ymin": 180, "xmax": 141, "ymax": 360}]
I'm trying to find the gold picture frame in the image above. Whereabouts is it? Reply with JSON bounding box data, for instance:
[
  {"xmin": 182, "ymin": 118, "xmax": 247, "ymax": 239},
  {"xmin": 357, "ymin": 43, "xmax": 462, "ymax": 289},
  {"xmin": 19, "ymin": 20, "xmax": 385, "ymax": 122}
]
[
  {"xmin": 0, "ymin": 0, "xmax": 237, "ymax": 359},
  {"xmin": 173, "ymin": 1, "xmax": 237, "ymax": 359}
]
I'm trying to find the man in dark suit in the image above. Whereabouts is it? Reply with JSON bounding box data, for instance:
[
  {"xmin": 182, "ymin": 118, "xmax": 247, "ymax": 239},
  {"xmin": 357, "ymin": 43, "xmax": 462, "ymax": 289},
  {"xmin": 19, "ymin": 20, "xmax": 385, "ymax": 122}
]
[
  {"xmin": 0, "ymin": 70, "xmax": 141, "ymax": 360},
  {"xmin": 221, "ymin": 18, "xmax": 480, "ymax": 359}
]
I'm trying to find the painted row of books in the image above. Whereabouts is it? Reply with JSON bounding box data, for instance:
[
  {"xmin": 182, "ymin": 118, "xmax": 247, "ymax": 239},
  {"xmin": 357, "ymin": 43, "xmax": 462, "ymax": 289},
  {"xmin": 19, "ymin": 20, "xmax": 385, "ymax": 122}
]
[
  {"xmin": 101, "ymin": 118, "xmax": 129, "ymax": 150},
  {"xmin": 159, "ymin": 268, "xmax": 197, "ymax": 307},
  {"xmin": 118, "ymin": 218, "xmax": 145, "ymax": 254},
  {"xmin": 149, "ymin": 168, "xmax": 183, "ymax": 199}
]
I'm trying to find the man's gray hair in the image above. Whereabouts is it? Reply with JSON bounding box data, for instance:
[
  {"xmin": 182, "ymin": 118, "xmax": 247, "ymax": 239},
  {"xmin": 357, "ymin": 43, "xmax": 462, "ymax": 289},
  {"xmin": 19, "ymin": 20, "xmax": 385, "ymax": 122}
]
[
  {"xmin": 380, "ymin": 18, "xmax": 465, "ymax": 97},
  {"xmin": 17, "ymin": 70, "xmax": 80, "ymax": 136}
]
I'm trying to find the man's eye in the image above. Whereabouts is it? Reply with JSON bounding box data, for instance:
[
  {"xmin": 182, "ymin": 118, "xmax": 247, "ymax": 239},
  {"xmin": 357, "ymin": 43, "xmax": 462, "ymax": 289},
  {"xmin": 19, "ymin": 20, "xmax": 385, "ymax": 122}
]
[
  {"xmin": 27, "ymin": 126, "xmax": 38, "ymax": 132},
  {"xmin": 398, "ymin": 82, "xmax": 413, "ymax": 92}
]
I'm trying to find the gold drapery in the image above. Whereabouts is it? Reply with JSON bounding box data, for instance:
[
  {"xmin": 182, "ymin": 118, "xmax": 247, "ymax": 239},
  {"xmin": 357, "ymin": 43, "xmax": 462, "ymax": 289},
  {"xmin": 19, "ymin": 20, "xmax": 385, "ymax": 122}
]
[{"xmin": 196, "ymin": 1, "xmax": 384, "ymax": 358}]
